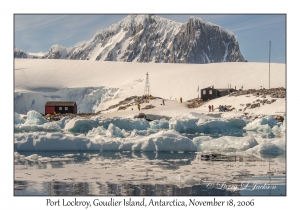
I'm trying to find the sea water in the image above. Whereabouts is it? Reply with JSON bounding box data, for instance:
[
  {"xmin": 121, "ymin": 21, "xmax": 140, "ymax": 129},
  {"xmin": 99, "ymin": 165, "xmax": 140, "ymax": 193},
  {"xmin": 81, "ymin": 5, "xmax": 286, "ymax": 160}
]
[{"xmin": 14, "ymin": 150, "xmax": 286, "ymax": 196}]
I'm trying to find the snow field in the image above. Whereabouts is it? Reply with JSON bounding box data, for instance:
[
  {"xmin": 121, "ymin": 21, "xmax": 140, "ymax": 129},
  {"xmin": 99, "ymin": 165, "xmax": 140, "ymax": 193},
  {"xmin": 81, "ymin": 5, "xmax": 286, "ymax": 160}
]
[{"xmin": 15, "ymin": 59, "xmax": 285, "ymax": 115}]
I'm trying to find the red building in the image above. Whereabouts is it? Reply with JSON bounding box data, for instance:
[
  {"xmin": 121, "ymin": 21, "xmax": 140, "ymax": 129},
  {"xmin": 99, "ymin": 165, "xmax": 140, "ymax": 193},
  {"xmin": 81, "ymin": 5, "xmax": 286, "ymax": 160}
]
[{"xmin": 45, "ymin": 101, "xmax": 77, "ymax": 114}]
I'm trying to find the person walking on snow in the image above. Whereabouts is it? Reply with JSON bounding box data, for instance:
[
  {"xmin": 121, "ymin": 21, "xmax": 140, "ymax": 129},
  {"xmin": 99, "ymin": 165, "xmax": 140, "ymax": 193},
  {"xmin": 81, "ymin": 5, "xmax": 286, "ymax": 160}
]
[
  {"xmin": 162, "ymin": 99, "xmax": 165, "ymax": 105},
  {"xmin": 137, "ymin": 104, "xmax": 140, "ymax": 111},
  {"xmin": 180, "ymin": 97, "xmax": 182, "ymax": 103},
  {"xmin": 208, "ymin": 105, "xmax": 211, "ymax": 112},
  {"xmin": 211, "ymin": 105, "xmax": 214, "ymax": 112}
]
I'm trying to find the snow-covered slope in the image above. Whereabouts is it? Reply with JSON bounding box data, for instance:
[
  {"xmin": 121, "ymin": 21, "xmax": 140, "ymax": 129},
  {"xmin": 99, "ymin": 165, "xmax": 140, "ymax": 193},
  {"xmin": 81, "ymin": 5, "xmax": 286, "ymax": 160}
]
[
  {"xmin": 14, "ymin": 59, "xmax": 285, "ymax": 115},
  {"xmin": 25, "ymin": 15, "xmax": 246, "ymax": 63}
]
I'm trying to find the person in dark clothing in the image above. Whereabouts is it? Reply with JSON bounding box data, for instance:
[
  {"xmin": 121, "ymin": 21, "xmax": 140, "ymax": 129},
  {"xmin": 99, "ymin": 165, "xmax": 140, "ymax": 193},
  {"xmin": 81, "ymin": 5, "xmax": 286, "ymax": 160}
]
[{"xmin": 162, "ymin": 99, "xmax": 165, "ymax": 105}]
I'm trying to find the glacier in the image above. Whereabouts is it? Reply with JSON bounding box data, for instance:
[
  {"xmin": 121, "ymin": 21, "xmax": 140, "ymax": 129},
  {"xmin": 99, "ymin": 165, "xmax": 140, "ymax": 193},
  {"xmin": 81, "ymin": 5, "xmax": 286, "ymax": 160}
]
[{"xmin": 14, "ymin": 86, "xmax": 118, "ymax": 114}]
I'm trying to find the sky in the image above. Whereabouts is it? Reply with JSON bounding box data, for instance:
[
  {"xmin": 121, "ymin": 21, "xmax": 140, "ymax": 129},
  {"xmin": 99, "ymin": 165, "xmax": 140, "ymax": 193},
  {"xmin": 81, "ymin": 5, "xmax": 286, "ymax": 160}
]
[{"xmin": 14, "ymin": 14, "xmax": 286, "ymax": 63}]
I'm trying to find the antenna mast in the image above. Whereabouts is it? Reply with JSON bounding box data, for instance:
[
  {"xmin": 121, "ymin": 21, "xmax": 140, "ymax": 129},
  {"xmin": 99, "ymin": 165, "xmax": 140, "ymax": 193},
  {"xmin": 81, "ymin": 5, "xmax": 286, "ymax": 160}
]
[
  {"xmin": 269, "ymin": 41, "xmax": 271, "ymax": 89},
  {"xmin": 144, "ymin": 72, "xmax": 151, "ymax": 97}
]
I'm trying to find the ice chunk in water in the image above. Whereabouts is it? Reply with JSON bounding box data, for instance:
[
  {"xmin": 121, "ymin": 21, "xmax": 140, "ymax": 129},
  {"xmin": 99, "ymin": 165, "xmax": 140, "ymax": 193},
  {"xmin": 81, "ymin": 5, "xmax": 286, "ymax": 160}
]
[
  {"xmin": 14, "ymin": 122, "xmax": 62, "ymax": 133},
  {"xmin": 192, "ymin": 136, "xmax": 258, "ymax": 152},
  {"xmin": 244, "ymin": 116, "xmax": 278, "ymax": 131},
  {"xmin": 106, "ymin": 123, "xmax": 124, "ymax": 138},
  {"xmin": 14, "ymin": 130, "xmax": 197, "ymax": 152},
  {"xmin": 246, "ymin": 138, "xmax": 285, "ymax": 155},
  {"xmin": 14, "ymin": 112, "xmax": 25, "ymax": 124},
  {"xmin": 25, "ymin": 110, "xmax": 47, "ymax": 125},
  {"xmin": 65, "ymin": 116, "xmax": 150, "ymax": 133},
  {"xmin": 150, "ymin": 118, "xmax": 169, "ymax": 129},
  {"xmin": 169, "ymin": 113, "xmax": 246, "ymax": 134}
]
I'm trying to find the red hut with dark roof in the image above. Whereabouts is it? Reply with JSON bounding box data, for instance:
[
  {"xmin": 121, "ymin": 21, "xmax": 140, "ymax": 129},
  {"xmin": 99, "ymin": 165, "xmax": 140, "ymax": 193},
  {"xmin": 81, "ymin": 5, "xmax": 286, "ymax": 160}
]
[{"xmin": 45, "ymin": 101, "xmax": 77, "ymax": 114}]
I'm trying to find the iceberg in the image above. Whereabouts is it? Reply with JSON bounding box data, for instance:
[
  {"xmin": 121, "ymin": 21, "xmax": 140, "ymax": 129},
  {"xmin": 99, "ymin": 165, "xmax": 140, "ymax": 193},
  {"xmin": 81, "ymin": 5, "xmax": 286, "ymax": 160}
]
[
  {"xmin": 14, "ymin": 112, "xmax": 25, "ymax": 124},
  {"xmin": 150, "ymin": 118, "xmax": 169, "ymax": 130},
  {"xmin": 244, "ymin": 116, "xmax": 279, "ymax": 132},
  {"xmin": 14, "ymin": 111, "xmax": 70, "ymax": 133},
  {"xmin": 24, "ymin": 110, "xmax": 47, "ymax": 125},
  {"xmin": 192, "ymin": 135, "xmax": 258, "ymax": 152},
  {"xmin": 169, "ymin": 113, "xmax": 246, "ymax": 134},
  {"xmin": 246, "ymin": 138, "xmax": 285, "ymax": 154},
  {"xmin": 14, "ymin": 122, "xmax": 62, "ymax": 133},
  {"xmin": 14, "ymin": 130, "xmax": 197, "ymax": 152},
  {"xmin": 65, "ymin": 116, "xmax": 150, "ymax": 133}
]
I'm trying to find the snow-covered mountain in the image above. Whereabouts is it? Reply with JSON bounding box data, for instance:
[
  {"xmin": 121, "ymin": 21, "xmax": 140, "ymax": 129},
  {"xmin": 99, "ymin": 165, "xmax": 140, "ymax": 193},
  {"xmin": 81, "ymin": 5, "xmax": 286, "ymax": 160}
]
[
  {"xmin": 42, "ymin": 44, "xmax": 75, "ymax": 59},
  {"xmin": 18, "ymin": 15, "xmax": 246, "ymax": 63},
  {"xmin": 14, "ymin": 47, "xmax": 43, "ymax": 59},
  {"xmin": 14, "ymin": 47, "xmax": 30, "ymax": 58}
]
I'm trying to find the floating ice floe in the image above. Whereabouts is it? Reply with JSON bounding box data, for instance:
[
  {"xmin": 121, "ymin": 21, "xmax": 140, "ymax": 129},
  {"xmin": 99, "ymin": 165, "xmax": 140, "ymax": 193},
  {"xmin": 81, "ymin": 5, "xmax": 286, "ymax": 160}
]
[
  {"xmin": 271, "ymin": 122, "xmax": 286, "ymax": 135},
  {"xmin": 169, "ymin": 112, "xmax": 246, "ymax": 134},
  {"xmin": 64, "ymin": 116, "xmax": 150, "ymax": 133},
  {"xmin": 244, "ymin": 116, "xmax": 279, "ymax": 131},
  {"xmin": 14, "ymin": 132, "xmax": 92, "ymax": 151},
  {"xmin": 14, "ymin": 122, "xmax": 62, "ymax": 133},
  {"xmin": 150, "ymin": 118, "xmax": 169, "ymax": 130},
  {"xmin": 167, "ymin": 173, "xmax": 201, "ymax": 187},
  {"xmin": 25, "ymin": 110, "xmax": 48, "ymax": 125},
  {"xmin": 14, "ymin": 111, "xmax": 63, "ymax": 133},
  {"xmin": 14, "ymin": 130, "xmax": 197, "ymax": 152},
  {"xmin": 14, "ymin": 152, "xmax": 75, "ymax": 164},
  {"xmin": 14, "ymin": 112, "xmax": 25, "ymax": 124},
  {"xmin": 245, "ymin": 138, "xmax": 285, "ymax": 159},
  {"xmin": 192, "ymin": 135, "xmax": 258, "ymax": 152}
]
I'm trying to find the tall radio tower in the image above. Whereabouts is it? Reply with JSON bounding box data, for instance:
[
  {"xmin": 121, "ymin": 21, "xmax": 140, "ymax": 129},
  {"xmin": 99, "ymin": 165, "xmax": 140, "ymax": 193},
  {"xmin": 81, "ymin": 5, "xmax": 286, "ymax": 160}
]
[{"xmin": 144, "ymin": 72, "xmax": 151, "ymax": 97}]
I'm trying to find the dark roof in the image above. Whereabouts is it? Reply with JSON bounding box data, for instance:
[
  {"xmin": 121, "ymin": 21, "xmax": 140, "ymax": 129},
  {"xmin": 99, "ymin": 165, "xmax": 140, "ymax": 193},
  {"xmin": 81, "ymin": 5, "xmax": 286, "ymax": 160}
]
[
  {"xmin": 201, "ymin": 87, "xmax": 236, "ymax": 91},
  {"xmin": 45, "ymin": 101, "xmax": 76, "ymax": 106},
  {"xmin": 215, "ymin": 88, "xmax": 236, "ymax": 91}
]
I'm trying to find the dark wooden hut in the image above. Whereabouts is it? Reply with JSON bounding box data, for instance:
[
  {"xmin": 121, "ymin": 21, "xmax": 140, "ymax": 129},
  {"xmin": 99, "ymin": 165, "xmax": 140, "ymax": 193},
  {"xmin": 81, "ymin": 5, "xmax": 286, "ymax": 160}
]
[
  {"xmin": 45, "ymin": 101, "xmax": 77, "ymax": 114},
  {"xmin": 201, "ymin": 86, "xmax": 237, "ymax": 101}
]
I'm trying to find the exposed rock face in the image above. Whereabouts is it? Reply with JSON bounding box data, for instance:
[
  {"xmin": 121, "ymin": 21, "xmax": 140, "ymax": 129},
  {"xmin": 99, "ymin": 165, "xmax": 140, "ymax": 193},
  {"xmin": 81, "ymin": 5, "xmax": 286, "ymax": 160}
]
[
  {"xmin": 186, "ymin": 98, "xmax": 204, "ymax": 108},
  {"xmin": 42, "ymin": 44, "xmax": 74, "ymax": 59},
  {"xmin": 169, "ymin": 17, "xmax": 245, "ymax": 63},
  {"xmin": 229, "ymin": 87, "xmax": 286, "ymax": 98},
  {"xmin": 16, "ymin": 15, "xmax": 246, "ymax": 63},
  {"xmin": 14, "ymin": 48, "xmax": 29, "ymax": 58}
]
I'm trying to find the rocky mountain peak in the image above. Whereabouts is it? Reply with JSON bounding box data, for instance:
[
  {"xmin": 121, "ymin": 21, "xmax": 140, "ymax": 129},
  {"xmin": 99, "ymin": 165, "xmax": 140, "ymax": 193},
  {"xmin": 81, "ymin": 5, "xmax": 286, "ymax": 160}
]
[{"xmin": 15, "ymin": 15, "xmax": 246, "ymax": 63}]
